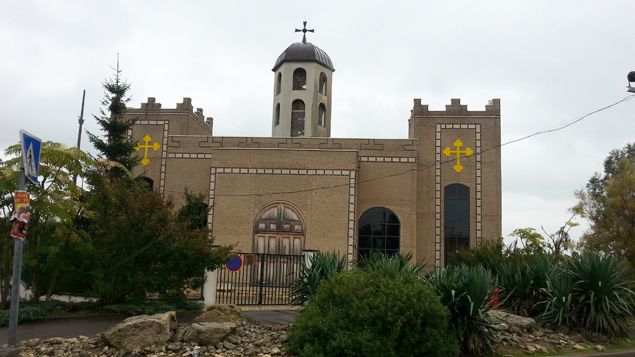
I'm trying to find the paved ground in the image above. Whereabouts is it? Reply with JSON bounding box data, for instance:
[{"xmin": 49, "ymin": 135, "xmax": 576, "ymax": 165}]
[{"xmin": 0, "ymin": 309, "xmax": 297, "ymax": 348}]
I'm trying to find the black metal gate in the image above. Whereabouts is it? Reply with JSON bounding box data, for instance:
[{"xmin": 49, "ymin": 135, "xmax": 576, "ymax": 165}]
[{"xmin": 216, "ymin": 253, "xmax": 304, "ymax": 305}]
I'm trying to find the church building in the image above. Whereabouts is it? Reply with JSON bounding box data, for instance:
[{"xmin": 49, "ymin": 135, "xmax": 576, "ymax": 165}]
[{"xmin": 126, "ymin": 23, "xmax": 502, "ymax": 271}]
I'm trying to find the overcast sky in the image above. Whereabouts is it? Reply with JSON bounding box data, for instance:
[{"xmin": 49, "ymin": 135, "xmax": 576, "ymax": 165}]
[{"xmin": 2, "ymin": 0, "xmax": 634, "ymax": 244}]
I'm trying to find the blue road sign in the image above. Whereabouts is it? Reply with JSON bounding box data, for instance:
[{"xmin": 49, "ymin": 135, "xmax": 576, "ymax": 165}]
[
  {"xmin": 226, "ymin": 255, "xmax": 243, "ymax": 272},
  {"xmin": 19, "ymin": 130, "xmax": 42, "ymax": 185}
]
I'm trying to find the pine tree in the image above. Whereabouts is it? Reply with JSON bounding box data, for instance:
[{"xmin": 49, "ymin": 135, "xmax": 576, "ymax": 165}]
[{"xmin": 88, "ymin": 55, "xmax": 138, "ymax": 176}]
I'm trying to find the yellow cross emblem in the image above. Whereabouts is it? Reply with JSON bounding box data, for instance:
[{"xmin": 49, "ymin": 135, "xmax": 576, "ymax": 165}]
[
  {"xmin": 134, "ymin": 134, "xmax": 160, "ymax": 166},
  {"xmin": 443, "ymin": 139, "xmax": 474, "ymax": 173}
]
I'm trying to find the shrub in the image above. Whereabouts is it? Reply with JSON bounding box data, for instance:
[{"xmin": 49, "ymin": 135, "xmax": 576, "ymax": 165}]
[
  {"xmin": 289, "ymin": 270, "xmax": 459, "ymax": 357},
  {"xmin": 568, "ymin": 254, "xmax": 634, "ymax": 336},
  {"xmin": 356, "ymin": 252, "xmax": 425, "ymax": 277},
  {"xmin": 496, "ymin": 254, "xmax": 555, "ymax": 316},
  {"xmin": 537, "ymin": 266, "xmax": 575, "ymax": 328},
  {"xmin": 537, "ymin": 254, "xmax": 635, "ymax": 337},
  {"xmin": 427, "ymin": 265, "xmax": 497, "ymax": 355},
  {"xmin": 450, "ymin": 237, "xmax": 505, "ymax": 272},
  {"xmin": 289, "ymin": 251, "xmax": 346, "ymax": 306}
]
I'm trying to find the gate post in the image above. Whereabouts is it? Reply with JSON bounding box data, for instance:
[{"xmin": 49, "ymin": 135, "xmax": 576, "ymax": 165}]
[
  {"xmin": 303, "ymin": 249, "xmax": 317, "ymax": 269},
  {"xmin": 203, "ymin": 269, "xmax": 218, "ymax": 306}
]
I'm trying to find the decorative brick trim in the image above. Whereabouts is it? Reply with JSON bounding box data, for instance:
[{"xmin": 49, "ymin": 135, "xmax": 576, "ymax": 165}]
[
  {"xmin": 359, "ymin": 156, "xmax": 416, "ymax": 163},
  {"xmin": 208, "ymin": 167, "xmax": 357, "ymax": 263},
  {"xmin": 167, "ymin": 153, "xmax": 212, "ymax": 159},
  {"xmin": 134, "ymin": 120, "xmax": 169, "ymax": 196},
  {"xmin": 435, "ymin": 124, "xmax": 482, "ymax": 268}
]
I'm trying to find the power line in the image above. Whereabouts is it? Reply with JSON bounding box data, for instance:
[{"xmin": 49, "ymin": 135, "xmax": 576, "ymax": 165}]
[{"xmin": 164, "ymin": 94, "xmax": 635, "ymax": 198}]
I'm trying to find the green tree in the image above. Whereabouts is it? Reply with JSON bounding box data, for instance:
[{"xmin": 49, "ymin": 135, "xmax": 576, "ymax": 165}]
[
  {"xmin": 0, "ymin": 142, "xmax": 94, "ymax": 303},
  {"xmin": 87, "ymin": 58, "xmax": 138, "ymax": 176},
  {"xmin": 83, "ymin": 178, "xmax": 229, "ymax": 303},
  {"xmin": 574, "ymin": 144, "xmax": 635, "ymax": 263}
]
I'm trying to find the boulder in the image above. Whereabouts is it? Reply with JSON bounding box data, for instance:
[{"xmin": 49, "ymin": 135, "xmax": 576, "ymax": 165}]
[
  {"xmin": 102, "ymin": 311, "xmax": 176, "ymax": 351},
  {"xmin": 487, "ymin": 310, "xmax": 537, "ymax": 331},
  {"xmin": 182, "ymin": 321, "xmax": 238, "ymax": 346},
  {"xmin": 194, "ymin": 304, "xmax": 243, "ymax": 323}
]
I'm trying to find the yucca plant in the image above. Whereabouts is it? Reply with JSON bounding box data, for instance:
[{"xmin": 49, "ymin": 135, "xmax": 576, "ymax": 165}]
[
  {"xmin": 496, "ymin": 260, "xmax": 534, "ymax": 315},
  {"xmin": 537, "ymin": 267, "xmax": 576, "ymax": 328},
  {"xmin": 427, "ymin": 265, "xmax": 497, "ymax": 355},
  {"xmin": 567, "ymin": 254, "xmax": 635, "ymax": 336},
  {"xmin": 289, "ymin": 251, "xmax": 347, "ymax": 306},
  {"xmin": 356, "ymin": 252, "xmax": 425, "ymax": 277}
]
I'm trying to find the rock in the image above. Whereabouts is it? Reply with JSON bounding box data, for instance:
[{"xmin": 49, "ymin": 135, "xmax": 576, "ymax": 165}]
[
  {"xmin": 225, "ymin": 334, "xmax": 241, "ymax": 344},
  {"xmin": 102, "ymin": 311, "xmax": 177, "ymax": 351},
  {"xmin": 271, "ymin": 346, "xmax": 281, "ymax": 355},
  {"xmin": 182, "ymin": 322, "xmax": 237, "ymax": 346},
  {"xmin": 194, "ymin": 305, "xmax": 243, "ymax": 323},
  {"xmin": 487, "ymin": 310, "xmax": 537, "ymax": 331},
  {"xmin": 167, "ymin": 342, "xmax": 183, "ymax": 351},
  {"xmin": 572, "ymin": 344, "xmax": 586, "ymax": 351},
  {"xmin": 278, "ymin": 333, "xmax": 289, "ymax": 343},
  {"xmin": 223, "ymin": 341, "xmax": 236, "ymax": 350},
  {"xmin": 594, "ymin": 344, "xmax": 606, "ymax": 351}
]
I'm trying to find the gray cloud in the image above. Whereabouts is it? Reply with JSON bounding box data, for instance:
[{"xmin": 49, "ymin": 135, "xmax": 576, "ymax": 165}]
[{"xmin": 2, "ymin": 0, "xmax": 634, "ymax": 243}]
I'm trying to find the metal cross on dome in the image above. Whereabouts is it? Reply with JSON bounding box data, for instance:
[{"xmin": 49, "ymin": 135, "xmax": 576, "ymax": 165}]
[{"xmin": 295, "ymin": 21, "xmax": 314, "ymax": 44}]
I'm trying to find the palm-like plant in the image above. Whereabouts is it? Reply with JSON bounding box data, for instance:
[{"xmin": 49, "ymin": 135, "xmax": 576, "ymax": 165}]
[
  {"xmin": 357, "ymin": 252, "xmax": 425, "ymax": 277},
  {"xmin": 427, "ymin": 265, "xmax": 497, "ymax": 355},
  {"xmin": 289, "ymin": 251, "xmax": 346, "ymax": 306},
  {"xmin": 537, "ymin": 267, "xmax": 576, "ymax": 328},
  {"xmin": 568, "ymin": 254, "xmax": 635, "ymax": 336}
]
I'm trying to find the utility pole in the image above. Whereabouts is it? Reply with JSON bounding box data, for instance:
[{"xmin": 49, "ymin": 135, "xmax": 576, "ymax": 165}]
[{"xmin": 73, "ymin": 90, "xmax": 86, "ymax": 185}]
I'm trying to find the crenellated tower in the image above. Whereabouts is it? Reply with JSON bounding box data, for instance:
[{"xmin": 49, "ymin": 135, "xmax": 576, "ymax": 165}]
[{"xmin": 271, "ymin": 21, "xmax": 334, "ymax": 138}]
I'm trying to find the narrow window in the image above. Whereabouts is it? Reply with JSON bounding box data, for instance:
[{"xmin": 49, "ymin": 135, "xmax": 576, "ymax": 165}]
[
  {"xmin": 276, "ymin": 72, "xmax": 282, "ymax": 95},
  {"xmin": 291, "ymin": 100, "xmax": 305, "ymax": 137},
  {"xmin": 318, "ymin": 103, "xmax": 326, "ymax": 126},
  {"xmin": 292, "ymin": 68, "xmax": 306, "ymax": 90},
  {"xmin": 319, "ymin": 72, "xmax": 327, "ymax": 94},
  {"xmin": 275, "ymin": 103, "xmax": 280, "ymax": 126},
  {"xmin": 444, "ymin": 184, "xmax": 470, "ymax": 265}
]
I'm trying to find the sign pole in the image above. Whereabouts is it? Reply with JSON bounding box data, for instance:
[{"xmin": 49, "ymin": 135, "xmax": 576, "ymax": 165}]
[{"xmin": 8, "ymin": 162, "xmax": 26, "ymax": 346}]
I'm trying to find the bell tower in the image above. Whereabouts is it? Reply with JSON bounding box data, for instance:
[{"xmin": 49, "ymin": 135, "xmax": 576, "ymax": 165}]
[{"xmin": 271, "ymin": 21, "xmax": 334, "ymax": 138}]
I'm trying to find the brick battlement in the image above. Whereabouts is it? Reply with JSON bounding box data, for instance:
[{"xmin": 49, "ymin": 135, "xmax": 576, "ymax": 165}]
[
  {"xmin": 127, "ymin": 97, "xmax": 212, "ymax": 126},
  {"xmin": 411, "ymin": 98, "xmax": 500, "ymax": 116}
]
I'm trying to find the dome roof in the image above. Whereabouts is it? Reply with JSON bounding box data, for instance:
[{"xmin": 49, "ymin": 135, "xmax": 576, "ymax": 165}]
[{"xmin": 272, "ymin": 41, "xmax": 334, "ymax": 72}]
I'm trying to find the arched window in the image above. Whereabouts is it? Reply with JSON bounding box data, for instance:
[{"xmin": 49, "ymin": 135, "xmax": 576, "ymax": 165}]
[
  {"xmin": 254, "ymin": 202, "xmax": 305, "ymax": 255},
  {"xmin": 358, "ymin": 207, "xmax": 400, "ymax": 259},
  {"xmin": 276, "ymin": 72, "xmax": 282, "ymax": 95},
  {"xmin": 292, "ymin": 68, "xmax": 306, "ymax": 90},
  {"xmin": 139, "ymin": 176, "xmax": 154, "ymax": 192},
  {"xmin": 319, "ymin": 72, "xmax": 327, "ymax": 94},
  {"xmin": 275, "ymin": 103, "xmax": 280, "ymax": 126},
  {"xmin": 444, "ymin": 184, "xmax": 470, "ymax": 265},
  {"xmin": 318, "ymin": 104, "xmax": 326, "ymax": 127},
  {"xmin": 291, "ymin": 99, "xmax": 305, "ymax": 137}
]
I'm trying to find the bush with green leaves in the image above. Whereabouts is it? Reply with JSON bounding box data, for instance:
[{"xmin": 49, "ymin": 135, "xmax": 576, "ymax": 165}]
[
  {"xmin": 356, "ymin": 252, "xmax": 425, "ymax": 277},
  {"xmin": 289, "ymin": 251, "xmax": 346, "ymax": 306},
  {"xmin": 538, "ymin": 254, "xmax": 635, "ymax": 337},
  {"xmin": 426, "ymin": 264, "xmax": 497, "ymax": 355},
  {"xmin": 289, "ymin": 269, "xmax": 460, "ymax": 357},
  {"xmin": 496, "ymin": 254, "xmax": 556, "ymax": 316}
]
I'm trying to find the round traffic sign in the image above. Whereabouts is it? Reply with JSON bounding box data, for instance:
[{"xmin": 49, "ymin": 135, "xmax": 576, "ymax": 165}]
[{"xmin": 226, "ymin": 255, "xmax": 243, "ymax": 272}]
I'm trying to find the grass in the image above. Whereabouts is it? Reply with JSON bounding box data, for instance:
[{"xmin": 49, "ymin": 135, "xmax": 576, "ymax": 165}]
[
  {"xmin": 495, "ymin": 338, "xmax": 635, "ymax": 356},
  {"xmin": 0, "ymin": 299, "xmax": 204, "ymax": 326}
]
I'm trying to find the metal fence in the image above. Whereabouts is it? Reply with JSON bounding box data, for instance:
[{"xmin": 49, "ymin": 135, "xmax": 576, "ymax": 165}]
[{"xmin": 215, "ymin": 252, "xmax": 304, "ymax": 305}]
